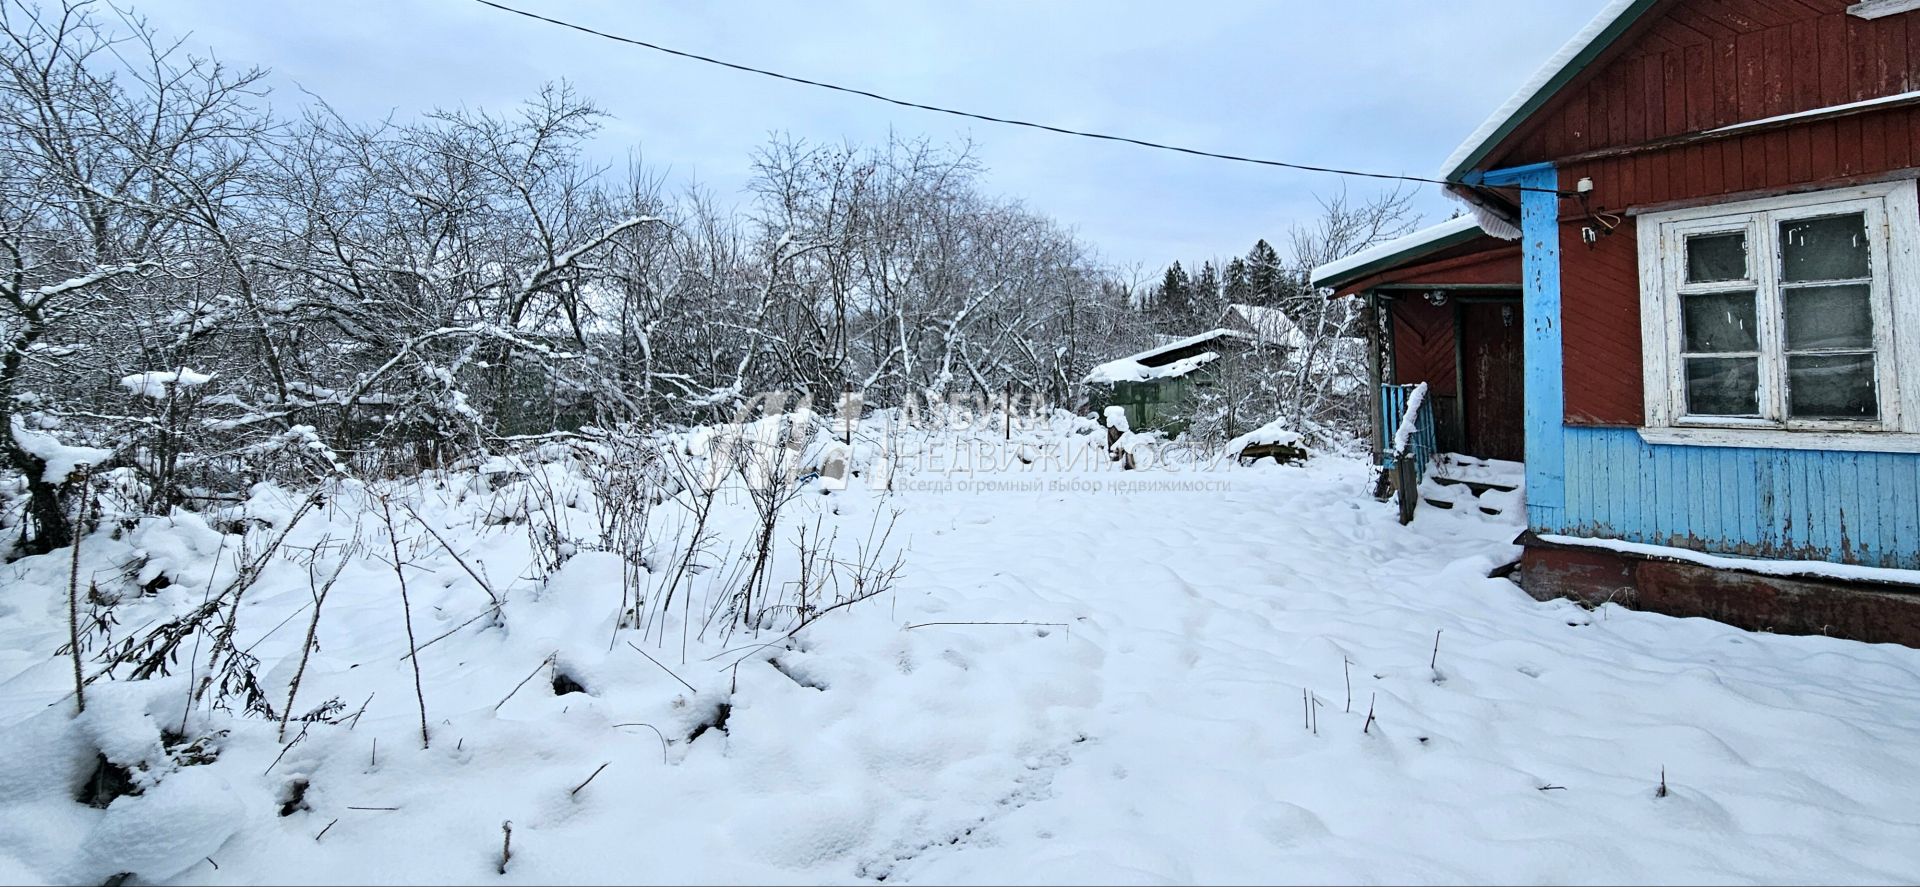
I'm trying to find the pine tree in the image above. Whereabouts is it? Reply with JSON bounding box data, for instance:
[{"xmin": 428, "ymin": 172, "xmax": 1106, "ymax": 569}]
[
  {"xmin": 1223, "ymin": 257, "xmax": 1251, "ymax": 306},
  {"xmin": 1191, "ymin": 260, "xmax": 1220, "ymax": 326},
  {"xmin": 1247, "ymin": 239, "xmax": 1283, "ymax": 306},
  {"xmin": 1244, "ymin": 240, "xmax": 1290, "ymax": 307},
  {"xmin": 1155, "ymin": 261, "xmax": 1192, "ymax": 332}
]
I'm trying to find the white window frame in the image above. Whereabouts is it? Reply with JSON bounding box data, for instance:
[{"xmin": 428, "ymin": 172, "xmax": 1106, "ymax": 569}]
[{"xmin": 1637, "ymin": 180, "xmax": 1920, "ymax": 452}]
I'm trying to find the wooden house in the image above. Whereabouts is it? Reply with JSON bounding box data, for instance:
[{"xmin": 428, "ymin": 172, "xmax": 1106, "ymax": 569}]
[{"xmin": 1316, "ymin": 0, "xmax": 1920, "ymax": 645}]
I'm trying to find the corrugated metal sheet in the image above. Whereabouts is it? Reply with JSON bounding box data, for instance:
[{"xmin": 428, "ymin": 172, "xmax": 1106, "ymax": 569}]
[{"xmin": 1538, "ymin": 427, "xmax": 1920, "ymax": 569}]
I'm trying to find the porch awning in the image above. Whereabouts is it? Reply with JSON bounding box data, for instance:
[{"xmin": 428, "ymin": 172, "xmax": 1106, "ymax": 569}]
[{"xmin": 1309, "ymin": 216, "xmax": 1485, "ymax": 291}]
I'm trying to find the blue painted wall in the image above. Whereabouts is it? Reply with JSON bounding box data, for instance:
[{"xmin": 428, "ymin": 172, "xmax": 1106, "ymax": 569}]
[
  {"xmin": 1551, "ymin": 428, "xmax": 1920, "ymax": 570},
  {"xmin": 1477, "ymin": 161, "xmax": 1920, "ymax": 570}
]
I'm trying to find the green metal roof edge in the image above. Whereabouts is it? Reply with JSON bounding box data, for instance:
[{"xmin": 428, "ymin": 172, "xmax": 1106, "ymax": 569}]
[
  {"xmin": 1442, "ymin": 0, "xmax": 1663, "ymax": 182},
  {"xmin": 1315, "ymin": 224, "xmax": 1488, "ymax": 291}
]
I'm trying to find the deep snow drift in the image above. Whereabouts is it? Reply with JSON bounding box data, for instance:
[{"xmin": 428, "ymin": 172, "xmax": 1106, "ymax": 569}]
[{"xmin": 3, "ymin": 413, "xmax": 1919, "ymax": 885}]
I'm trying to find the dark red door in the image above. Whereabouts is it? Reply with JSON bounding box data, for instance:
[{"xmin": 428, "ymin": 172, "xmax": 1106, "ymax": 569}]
[
  {"xmin": 1391, "ymin": 297, "xmax": 1464, "ymax": 453},
  {"xmin": 1460, "ymin": 300, "xmax": 1524, "ymax": 462}
]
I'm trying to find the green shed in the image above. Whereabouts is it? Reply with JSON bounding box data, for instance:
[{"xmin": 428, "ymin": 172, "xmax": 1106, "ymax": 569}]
[{"xmin": 1083, "ymin": 328, "xmax": 1255, "ymax": 434}]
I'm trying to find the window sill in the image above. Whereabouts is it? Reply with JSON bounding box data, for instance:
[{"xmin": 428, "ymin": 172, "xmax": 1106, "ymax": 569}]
[{"xmin": 1637, "ymin": 426, "xmax": 1920, "ymax": 453}]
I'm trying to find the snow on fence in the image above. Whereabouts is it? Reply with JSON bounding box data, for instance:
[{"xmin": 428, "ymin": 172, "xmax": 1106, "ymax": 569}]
[{"xmin": 1379, "ymin": 382, "xmax": 1436, "ymax": 483}]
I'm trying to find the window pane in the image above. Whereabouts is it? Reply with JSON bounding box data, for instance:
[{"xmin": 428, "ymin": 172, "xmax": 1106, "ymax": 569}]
[
  {"xmin": 1682, "ymin": 290, "xmax": 1758, "ymax": 352},
  {"xmin": 1684, "ymin": 356, "xmax": 1760, "ymax": 416},
  {"xmin": 1686, "ymin": 231, "xmax": 1748, "ymax": 283},
  {"xmin": 1788, "ymin": 354, "xmax": 1878, "ymax": 419},
  {"xmin": 1784, "ymin": 283, "xmax": 1873, "ymax": 351},
  {"xmin": 1780, "ymin": 213, "xmax": 1870, "ymax": 282}
]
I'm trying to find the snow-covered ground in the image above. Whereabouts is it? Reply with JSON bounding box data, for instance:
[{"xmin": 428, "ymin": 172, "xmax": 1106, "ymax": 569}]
[{"xmin": 4, "ymin": 415, "xmax": 1920, "ymax": 885}]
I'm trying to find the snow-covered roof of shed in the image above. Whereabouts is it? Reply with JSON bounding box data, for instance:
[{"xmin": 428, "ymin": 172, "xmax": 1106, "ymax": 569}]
[
  {"xmin": 1309, "ymin": 215, "xmax": 1483, "ymax": 288},
  {"xmin": 1086, "ymin": 351, "xmax": 1221, "ymax": 384},
  {"xmin": 1084, "ymin": 328, "xmax": 1250, "ymax": 384},
  {"xmin": 1437, "ymin": 0, "xmax": 1655, "ymax": 182},
  {"xmin": 1127, "ymin": 328, "xmax": 1248, "ymax": 364}
]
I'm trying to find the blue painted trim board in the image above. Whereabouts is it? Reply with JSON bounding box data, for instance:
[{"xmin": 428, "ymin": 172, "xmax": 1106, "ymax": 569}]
[{"xmin": 1479, "ymin": 163, "xmax": 1566, "ymax": 516}]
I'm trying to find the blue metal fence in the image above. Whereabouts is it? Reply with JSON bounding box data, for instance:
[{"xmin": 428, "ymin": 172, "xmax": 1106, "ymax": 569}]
[{"xmin": 1380, "ymin": 383, "xmax": 1437, "ymax": 484}]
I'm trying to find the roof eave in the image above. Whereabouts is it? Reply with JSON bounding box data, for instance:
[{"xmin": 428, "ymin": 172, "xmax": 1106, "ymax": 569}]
[
  {"xmin": 1439, "ymin": 0, "xmax": 1663, "ymax": 183},
  {"xmin": 1311, "ymin": 224, "xmax": 1486, "ymax": 291}
]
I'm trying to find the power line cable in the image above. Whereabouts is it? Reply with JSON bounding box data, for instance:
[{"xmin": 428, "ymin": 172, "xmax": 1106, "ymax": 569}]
[{"xmin": 468, "ymin": 0, "xmax": 1567, "ymax": 197}]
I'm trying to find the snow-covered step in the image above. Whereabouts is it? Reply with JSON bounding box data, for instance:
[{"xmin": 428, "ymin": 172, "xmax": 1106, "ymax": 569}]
[
  {"xmin": 1432, "ymin": 453, "xmax": 1526, "ymax": 496},
  {"xmin": 1431, "ymin": 474, "xmax": 1519, "ymax": 495},
  {"xmin": 1417, "ymin": 479, "xmax": 1477, "ymax": 511},
  {"xmin": 1421, "ymin": 475, "xmax": 1524, "ymax": 516}
]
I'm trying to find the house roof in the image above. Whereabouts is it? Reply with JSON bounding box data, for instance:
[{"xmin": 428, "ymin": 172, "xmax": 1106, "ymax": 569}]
[
  {"xmin": 1309, "ymin": 216, "xmax": 1484, "ymax": 289},
  {"xmin": 1224, "ymin": 303, "xmax": 1308, "ymax": 348},
  {"xmin": 1438, "ymin": 0, "xmax": 1658, "ymax": 182}
]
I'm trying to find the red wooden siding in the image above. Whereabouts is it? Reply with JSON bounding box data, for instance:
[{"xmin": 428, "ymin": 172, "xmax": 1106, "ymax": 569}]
[
  {"xmin": 1557, "ymin": 216, "xmax": 1645, "ymax": 426},
  {"xmin": 1560, "ymin": 104, "xmax": 1920, "ymax": 208},
  {"xmin": 1478, "ymin": 0, "xmax": 1920, "ymax": 428},
  {"xmin": 1331, "ymin": 242, "xmax": 1520, "ymax": 299},
  {"xmin": 1493, "ymin": 0, "xmax": 1920, "ymax": 170},
  {"xmin": 1552, "ymin": 100, "xmax": 1920, "ymax": 427}
]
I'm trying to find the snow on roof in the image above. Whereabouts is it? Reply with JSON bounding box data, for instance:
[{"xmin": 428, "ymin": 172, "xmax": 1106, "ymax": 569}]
[
  {"xmin": 1452, "ymin": 196, "xmax": 1525, "ymax": 241},
  {"xmin": 1309, "ymin": 215, "xmax": 1482, "ymax": 287},
  {"xmin": 1439, "ymin": 2, "xmax": 1920, "ymax": 190},
  {"xmin": 1226, "ymin": 304, "xmax": 1307, "ymax": 348},
  {"xmin": 1084, "ymin": 328, "xmax": 1255, "ymax": 384},
  {"xmin": 1437, "ymin": 0, "xmax": 1649, "ymax": 181},
  {"xmin": 1085, "ymin": 350, "xmax": 1220, "ymax": 384},
  {"xmin": 1130, "ymin": 328, "xmax": 1247, "ymax": 365}
]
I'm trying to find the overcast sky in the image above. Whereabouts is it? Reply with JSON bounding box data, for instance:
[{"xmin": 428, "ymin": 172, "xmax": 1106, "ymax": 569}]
[{"xmin": 128, "ymin": 0, "xmax": 1604, "ymax": 272}]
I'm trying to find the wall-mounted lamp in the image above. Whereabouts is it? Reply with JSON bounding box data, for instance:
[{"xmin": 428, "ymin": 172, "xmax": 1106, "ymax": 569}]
[{"xmin": 1424, "ymin": 290, "xmax": 1449, "ymax": 306}]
